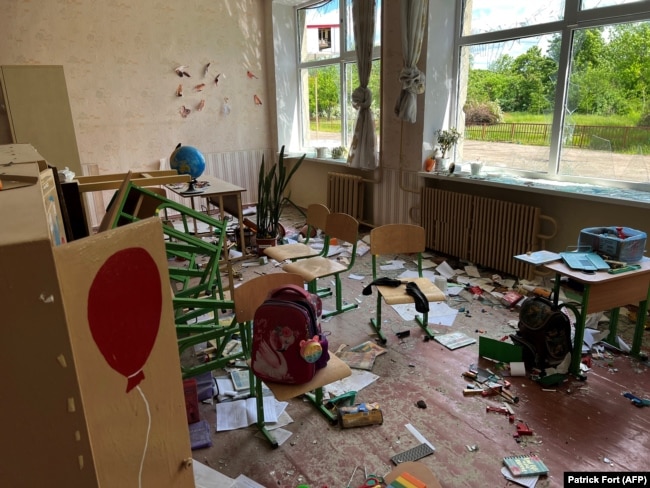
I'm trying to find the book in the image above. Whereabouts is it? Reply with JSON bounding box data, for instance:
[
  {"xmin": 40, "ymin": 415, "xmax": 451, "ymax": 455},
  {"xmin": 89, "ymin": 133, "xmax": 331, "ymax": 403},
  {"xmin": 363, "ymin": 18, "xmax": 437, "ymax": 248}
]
[
  {"xmin": 514, "ymin": 250, "xmax": 562, "ymax": 265},
  {"xmin": 338, "ymin": 350, "xmax": 377, "ymax": 370},
  {"xmin": 503, "ymin": 454, "xmax": 549, "ymax": 477},
  {"xmin": 230, "ymin": 369, "xmax": 250, "ymax": 391},
  {"xmin": 500, "ymin": 467, "xmax": 539, "ymax": 488},
  {"xmin": 349, "ymin": 340, "xmax": 387, "ymax": 356},
  {"xmin": 189, "ymin": 419, "xmax": 213, "ymax": 450},
  {"xmin": 434, "ymin": 331, "xmax": 476, "ymax": 350},
  {"xmin": 215, "ymin": 396, "xmax": 286, "ymax": 431}
]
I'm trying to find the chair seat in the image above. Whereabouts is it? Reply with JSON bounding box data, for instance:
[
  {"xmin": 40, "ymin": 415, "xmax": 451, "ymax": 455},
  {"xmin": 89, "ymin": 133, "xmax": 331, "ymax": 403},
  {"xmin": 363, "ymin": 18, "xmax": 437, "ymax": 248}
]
[
  {"xmin": 283, "ymin": 256, "xmax": 348, "ymax": 282},
  {"xmin": 377, "ymin": 277, "xmax": 445, "ymax": 305},
  {"xmin": 264, "ymin": 243, "xmax": 320, "ymax": 262}
]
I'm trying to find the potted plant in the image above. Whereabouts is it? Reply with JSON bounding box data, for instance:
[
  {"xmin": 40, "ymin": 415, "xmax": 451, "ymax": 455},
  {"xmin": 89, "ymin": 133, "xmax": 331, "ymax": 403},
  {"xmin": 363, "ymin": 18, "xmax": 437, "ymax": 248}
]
[
  {"xmin": 435, "ymin": 127, "xmax": 462, "ymax": 159},
  {"xmin": 255, "ymin": 145, "xmax": 306, "ymax": 254}
]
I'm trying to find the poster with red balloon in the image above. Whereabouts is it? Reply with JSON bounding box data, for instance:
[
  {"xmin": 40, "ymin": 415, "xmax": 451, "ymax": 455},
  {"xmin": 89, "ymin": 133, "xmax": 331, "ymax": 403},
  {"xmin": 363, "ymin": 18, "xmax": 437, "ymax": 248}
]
[{"xmin": 52, "ymin": 217, "xmax": 195, "ymax": 488}]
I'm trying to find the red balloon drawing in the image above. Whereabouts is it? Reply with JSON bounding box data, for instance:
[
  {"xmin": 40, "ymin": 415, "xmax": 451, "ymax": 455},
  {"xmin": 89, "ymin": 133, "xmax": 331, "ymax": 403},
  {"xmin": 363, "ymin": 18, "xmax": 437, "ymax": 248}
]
[{"xmin": 88, "ymin": 247, "xmax": 163, "ymax": 393}]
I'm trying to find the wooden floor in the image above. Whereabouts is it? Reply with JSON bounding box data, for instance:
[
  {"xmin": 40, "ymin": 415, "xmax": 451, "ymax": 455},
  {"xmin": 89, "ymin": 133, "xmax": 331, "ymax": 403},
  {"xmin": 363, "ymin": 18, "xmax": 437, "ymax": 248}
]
[{"xmin": 191, "ymin": 211, "xmax": 650, "ymax": 488}]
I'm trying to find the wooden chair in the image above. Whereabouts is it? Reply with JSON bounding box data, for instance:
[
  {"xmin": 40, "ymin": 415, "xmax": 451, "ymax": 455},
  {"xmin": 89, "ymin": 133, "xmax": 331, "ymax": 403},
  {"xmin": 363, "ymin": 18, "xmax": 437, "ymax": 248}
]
[
  {"xmin": 368, "ymin": 224, "xmax": 446, "ymax": 343},
  {"xmin": 263, "ymin": 203, "xmax": 330, "ymax": 262},
  {"xmin": 282, "ymin": 212, "xmax": 359, "ymax": 318},
  {"xmin": 233, "ymin": 272, "xmax": 352, "ymax": 448},
  {"xmin": 264, "ymin": 203, "xmax": 332, "ymax": 298}
]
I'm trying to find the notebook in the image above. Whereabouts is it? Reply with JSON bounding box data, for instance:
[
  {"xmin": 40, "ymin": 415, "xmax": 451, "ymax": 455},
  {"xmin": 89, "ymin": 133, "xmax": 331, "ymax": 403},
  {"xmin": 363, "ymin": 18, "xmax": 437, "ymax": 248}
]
[
  {"xmin": 503, "ymin": 454, "xmax": 549, "ymax": 477},
  {"xmin": 560, "ymin": 251, "xmax": 609, "ymax": 271}
]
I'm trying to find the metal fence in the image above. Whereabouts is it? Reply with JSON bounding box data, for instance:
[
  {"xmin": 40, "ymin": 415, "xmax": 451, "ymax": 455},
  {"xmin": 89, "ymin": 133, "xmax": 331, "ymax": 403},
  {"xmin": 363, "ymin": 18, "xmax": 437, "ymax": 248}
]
[{"xmin": 465, "ymin": 123, "xmax": 650, "ymax": 152}]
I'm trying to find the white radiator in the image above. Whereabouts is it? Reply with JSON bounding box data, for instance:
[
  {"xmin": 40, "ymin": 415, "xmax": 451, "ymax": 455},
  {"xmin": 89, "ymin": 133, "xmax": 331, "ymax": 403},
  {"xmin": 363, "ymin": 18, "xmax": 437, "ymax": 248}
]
[
  {"xmin": 421, "ymin": 188, "xmax": 549, "ymax": 279},
  {"xmin": 327, "ymin": 172, "xmax": 364, "ymax": 221}
]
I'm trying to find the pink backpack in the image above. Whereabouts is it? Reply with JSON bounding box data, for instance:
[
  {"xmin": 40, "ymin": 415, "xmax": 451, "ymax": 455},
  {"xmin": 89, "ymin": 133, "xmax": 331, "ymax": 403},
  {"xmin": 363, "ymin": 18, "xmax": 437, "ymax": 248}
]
[{"xmin": 251, "ymin": 285, "xmax": 329, "ymax": 384}]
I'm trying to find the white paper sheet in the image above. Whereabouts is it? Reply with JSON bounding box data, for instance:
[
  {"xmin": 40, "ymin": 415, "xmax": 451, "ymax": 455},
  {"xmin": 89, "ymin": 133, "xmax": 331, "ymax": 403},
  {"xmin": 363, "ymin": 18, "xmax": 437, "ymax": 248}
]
[
  {"xmin": 323, "ymin": 369, "xmax": 380, "ymax": 397},
  {"xmin": 391, "ymin": 301, "xmax": 459, "ymax": 326}
]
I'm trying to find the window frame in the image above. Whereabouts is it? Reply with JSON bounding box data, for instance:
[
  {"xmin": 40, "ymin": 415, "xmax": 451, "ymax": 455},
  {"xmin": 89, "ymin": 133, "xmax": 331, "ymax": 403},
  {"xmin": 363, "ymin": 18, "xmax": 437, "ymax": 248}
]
[{"xmin": 454, "ymin": 0, "xmax": 650, "ymax": 190}]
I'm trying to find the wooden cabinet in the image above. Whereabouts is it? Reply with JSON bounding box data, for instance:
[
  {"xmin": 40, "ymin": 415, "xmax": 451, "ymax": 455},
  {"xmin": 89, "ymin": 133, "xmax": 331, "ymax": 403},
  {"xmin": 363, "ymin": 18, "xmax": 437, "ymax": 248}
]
[
  {"xmin": 0, "ymin": 65, "xmax": 82, "ymax": 176},
  {"xmin": 0, "ymin": 145, "xmax": 195, "ymax": 488}
]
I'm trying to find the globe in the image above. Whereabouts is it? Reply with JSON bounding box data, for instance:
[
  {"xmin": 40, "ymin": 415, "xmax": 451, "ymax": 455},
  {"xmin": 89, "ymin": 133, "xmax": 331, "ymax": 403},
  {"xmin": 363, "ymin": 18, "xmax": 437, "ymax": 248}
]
[{"xmin": 170, "ymin": 144, "xmax": 206, "ymax": 194}]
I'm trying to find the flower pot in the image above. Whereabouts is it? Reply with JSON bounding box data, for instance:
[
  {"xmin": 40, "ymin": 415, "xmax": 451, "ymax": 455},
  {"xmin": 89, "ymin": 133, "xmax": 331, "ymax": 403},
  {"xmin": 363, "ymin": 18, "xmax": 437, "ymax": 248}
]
[{"xmin": 256, "ymin": 236, "xmax": 278, "ymax": 256}]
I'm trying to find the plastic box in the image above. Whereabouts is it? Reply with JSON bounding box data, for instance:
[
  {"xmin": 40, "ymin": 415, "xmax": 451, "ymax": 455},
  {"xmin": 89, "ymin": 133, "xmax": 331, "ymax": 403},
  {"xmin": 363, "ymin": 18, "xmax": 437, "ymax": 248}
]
[{"xmin": 578, "ymin": 226, "xmax": 647, "ymax": 263}]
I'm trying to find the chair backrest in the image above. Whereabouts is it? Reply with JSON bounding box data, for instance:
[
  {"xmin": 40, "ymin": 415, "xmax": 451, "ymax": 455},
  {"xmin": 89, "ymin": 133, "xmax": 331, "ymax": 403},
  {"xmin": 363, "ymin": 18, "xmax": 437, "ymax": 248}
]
[
  {"xmin": 306, "ymin": 203, "xmax": 330, "ymax": 234},
  {"xmin": 233, "ymin": 272, "xmax": 304, "ymax": 323},
  {"xmin": 326, "ymin": 212, "xmax": 359, "ymax": 246},
  {"xmin": 370, "ymin": 224, "xmax": 425, "ymax": 255}
]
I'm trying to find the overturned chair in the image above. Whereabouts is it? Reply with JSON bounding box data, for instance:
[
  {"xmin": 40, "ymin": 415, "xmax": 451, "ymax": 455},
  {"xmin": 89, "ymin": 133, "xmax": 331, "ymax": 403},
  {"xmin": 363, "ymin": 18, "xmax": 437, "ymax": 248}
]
[{"xmin": 367, "ymin": 223, "xmax": 446, "ymax": 343}]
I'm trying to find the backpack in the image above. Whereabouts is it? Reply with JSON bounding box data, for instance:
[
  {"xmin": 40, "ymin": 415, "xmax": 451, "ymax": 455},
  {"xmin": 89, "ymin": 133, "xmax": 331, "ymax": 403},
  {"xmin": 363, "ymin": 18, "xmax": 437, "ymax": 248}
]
[
  {"xmin": 251, "ymin": 284, "xmax": 330, "ymax": 384},
  {"xmin": 510, "ymin": 296, "xmax": 572, "ymax": 371}
]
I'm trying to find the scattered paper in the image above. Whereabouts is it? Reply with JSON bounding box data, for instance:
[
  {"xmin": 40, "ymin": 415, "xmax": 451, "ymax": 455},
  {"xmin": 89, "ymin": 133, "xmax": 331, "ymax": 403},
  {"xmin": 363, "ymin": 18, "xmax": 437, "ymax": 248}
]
[
  {"xmin": 500, "ymin": 467, "xmax": 539, "ymax": 488},
  {"xmin": 464, "ymin": 265, "xmax": 481, "ymax": 278},
  {"xmin": 436, "ymin": 261, "xmax": 457, "ymax": 279},
  {"xmin": 391, "ymin": 301, "xmax": 458, "ymax": 327},
  {"xmin": 255, "ymin": 426, "xmax": 293, "ymax": 446},
  {"xmin": 231, "ymin": 474, "xmax": 267, "ymax": 488},
  {"xmin": 510, "ymin": 361, "xmax": 527, "ymax": 376},
  {"xmin": 380, "ymin": 259, "xmax": 405, "ymax": 271},
  {"xmin": 324, "ymin": 369, "xmax": 379, "ymax": 397},
  {"xmin": 405, "ymin": 423, "xmax": 435, "ymax": 451},
  {"xmin": 349, "ymin": 273, "xmax": 365, "ymax": 280}
]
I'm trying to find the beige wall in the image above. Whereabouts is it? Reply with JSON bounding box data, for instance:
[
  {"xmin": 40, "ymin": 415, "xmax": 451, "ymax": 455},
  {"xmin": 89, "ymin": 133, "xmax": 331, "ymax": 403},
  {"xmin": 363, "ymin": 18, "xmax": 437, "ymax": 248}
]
[{"xmin": 0, "ymin": 0, "xmax": 273, "ymax": 175}]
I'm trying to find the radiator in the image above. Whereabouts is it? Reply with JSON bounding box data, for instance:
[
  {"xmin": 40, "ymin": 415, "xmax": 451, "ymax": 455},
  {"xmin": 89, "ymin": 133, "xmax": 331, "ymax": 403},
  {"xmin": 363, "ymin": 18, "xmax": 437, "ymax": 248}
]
[
  {"xmin": 327, "ymin": 172, "xmax": 364, "ymax": 221},
  {"xmin": 421, "ymin": 188, "xmax": 543, "ymax": 279}
]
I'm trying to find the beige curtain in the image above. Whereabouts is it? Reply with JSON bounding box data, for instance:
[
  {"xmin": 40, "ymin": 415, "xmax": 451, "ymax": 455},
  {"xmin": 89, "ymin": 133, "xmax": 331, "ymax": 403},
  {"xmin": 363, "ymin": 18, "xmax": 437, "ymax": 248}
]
[
  {"xmin": 394, "ymin": 0, "xmax": 428, "ymax": 123},
  {"xmin": 347, "ymin": 0, "xmax": 377, "ymax": 170}
]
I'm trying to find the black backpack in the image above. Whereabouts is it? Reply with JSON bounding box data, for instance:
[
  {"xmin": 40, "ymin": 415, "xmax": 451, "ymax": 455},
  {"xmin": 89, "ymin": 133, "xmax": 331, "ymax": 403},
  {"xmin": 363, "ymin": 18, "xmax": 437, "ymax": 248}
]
[{"xmin": 510, "ymin": 296, "xmax": 572, "ymax": 370}]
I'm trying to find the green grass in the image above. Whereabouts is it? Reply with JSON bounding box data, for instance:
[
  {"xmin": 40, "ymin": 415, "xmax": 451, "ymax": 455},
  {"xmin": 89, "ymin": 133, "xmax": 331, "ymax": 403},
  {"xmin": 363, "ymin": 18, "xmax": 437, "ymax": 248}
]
[{"xmin": 503, "ymin": 112, "xmax": 637, "ymax": 127}]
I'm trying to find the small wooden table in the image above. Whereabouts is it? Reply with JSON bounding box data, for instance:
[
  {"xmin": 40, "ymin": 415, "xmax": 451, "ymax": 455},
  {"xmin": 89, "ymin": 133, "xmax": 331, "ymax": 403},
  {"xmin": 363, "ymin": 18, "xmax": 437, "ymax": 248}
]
[
  {"xmin": 167, "ymin": 175, "xmax": 248, "ymax": 256},
  {"xmin": 544, "ymin": 257, "xmax": 650, "ymax": 375}
]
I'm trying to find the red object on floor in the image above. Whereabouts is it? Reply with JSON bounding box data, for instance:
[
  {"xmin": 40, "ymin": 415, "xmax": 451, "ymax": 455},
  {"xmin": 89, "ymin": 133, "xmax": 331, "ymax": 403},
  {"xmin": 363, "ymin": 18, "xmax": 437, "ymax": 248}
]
[{"xmin": 183, "ymin": 378, "xmax": 200, "ymax": 424}]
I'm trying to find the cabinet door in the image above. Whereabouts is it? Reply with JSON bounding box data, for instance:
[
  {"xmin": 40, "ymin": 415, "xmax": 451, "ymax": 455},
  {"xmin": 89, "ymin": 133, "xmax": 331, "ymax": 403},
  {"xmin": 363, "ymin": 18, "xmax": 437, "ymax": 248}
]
[{"xmin": 0, "ymin": 65, "xmax": 82, "ymax": 176}]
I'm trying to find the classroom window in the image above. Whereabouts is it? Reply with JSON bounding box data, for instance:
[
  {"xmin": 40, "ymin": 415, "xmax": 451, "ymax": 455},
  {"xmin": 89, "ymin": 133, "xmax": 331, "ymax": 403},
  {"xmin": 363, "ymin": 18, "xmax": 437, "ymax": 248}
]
[
  {"xmin": 457, "ymin": 0, "xmax": 650, "ymax": 187},
  {"xmin": 297, "ymin": 0, "xmax": 381, "ymax": 153}
]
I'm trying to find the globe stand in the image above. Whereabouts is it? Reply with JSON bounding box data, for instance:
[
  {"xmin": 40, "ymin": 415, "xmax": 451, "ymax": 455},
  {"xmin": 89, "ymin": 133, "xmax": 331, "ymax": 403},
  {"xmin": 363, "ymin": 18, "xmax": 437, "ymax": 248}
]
[{"xmin": 180, "ymin": 178, "xmax": 205, "ymax": 196}]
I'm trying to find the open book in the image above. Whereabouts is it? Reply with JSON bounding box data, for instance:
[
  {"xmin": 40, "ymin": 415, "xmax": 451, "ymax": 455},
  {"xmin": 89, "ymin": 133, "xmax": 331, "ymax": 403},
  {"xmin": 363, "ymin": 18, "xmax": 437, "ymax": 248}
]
[{"xmin": 215, "ymin": 397, "xmax": 286, "ymax": 431}]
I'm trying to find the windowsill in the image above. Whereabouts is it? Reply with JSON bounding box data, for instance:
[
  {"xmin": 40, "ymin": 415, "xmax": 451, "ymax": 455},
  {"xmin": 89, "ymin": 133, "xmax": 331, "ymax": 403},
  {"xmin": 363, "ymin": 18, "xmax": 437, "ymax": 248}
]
[
  {"xmin": 419, "ymin": 170, "xmax": 650, "ymax": 209},
  {"xmin": 285, "ymin": 153, "xmax": 349, "ymax": 166}
]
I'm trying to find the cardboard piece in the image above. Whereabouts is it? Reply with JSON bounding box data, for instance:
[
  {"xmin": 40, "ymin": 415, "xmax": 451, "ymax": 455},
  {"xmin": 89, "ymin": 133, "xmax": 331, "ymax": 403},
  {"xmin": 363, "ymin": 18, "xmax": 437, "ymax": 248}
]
[{"xmin": 479, "ymin": 336, "xmax": 523, "ymax": 363}]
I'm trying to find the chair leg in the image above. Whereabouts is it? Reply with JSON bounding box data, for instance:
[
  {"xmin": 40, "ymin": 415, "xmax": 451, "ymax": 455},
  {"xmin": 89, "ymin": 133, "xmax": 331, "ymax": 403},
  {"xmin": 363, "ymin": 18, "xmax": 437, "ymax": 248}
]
[
  {"xmin": 303, "ymin": 387, "xmax": 339, "ymax": 425},
  {"xmin": 369, "ymin": 294, "xmax": 387, "ymax": 344},
  {"xmin": 321, "ymin": 274, "xmax": 358, "ymax": 318},
  {"xmin": 415, "ymin": 311, "xmax": 436, "ymax": 340},
  {"xmin": 254, "ymin": 376, "xmax": 279, "ymax": 448}
]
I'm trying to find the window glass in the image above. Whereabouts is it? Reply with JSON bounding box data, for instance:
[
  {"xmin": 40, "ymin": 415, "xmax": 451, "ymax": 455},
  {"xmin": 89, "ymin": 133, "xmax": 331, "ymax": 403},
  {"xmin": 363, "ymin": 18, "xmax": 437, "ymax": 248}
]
[
  {"xmin": 297, "ymin": 0, "xmax": 381, "ymax": 154},
  {"xmin": 461, "ymin": 35, "xmax": 558, "ymax": 173},
  {"xmin": 463, "ymin": 1, "xmax": 564, "ymax": 36},
  {"xmin": 458, "ymin": 0, "xmax": 650, "ymax": 188},
  {"xmin": 559, "ymin": 21, "xmax": 650, "ymax": 183},
  {"xmin": 299, "ymin": 0, "xmax": 341, "ymax": 63},
  {"xmin": 301, "ymin": 65, "xmax": 342, "ymax": 148},
  {"xmin": 581, "ymin": 0, "xmax": 646, "ymax": 10}
]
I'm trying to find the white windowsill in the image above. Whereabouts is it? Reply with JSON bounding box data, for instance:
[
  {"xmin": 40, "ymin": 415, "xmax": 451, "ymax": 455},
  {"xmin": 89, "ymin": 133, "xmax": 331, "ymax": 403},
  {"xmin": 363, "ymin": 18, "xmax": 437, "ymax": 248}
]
[{"xmin": 419, "ymin": 170, "xmax": 650, "ymax": 210}]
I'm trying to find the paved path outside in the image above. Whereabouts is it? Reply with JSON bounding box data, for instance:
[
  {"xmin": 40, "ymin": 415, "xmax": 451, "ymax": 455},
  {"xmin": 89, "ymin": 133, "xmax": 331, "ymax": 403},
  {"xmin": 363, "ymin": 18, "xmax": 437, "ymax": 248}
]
[{"xmin": 463, "ymin": 140, "xmax": 650, "ymax": 182}]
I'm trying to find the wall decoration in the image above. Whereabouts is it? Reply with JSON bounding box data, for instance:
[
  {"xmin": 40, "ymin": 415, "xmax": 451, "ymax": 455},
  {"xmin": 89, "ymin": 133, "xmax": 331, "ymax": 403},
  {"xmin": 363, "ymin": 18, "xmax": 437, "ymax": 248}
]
[
  {"xmin": 174, "ymin": 65, "xmax": 191, "ymax": 77},
  {"xmin": 176, "ymin": 84, "xmax": 183, "ymax": 97},
  {"xmin": 179, "ymin": 105, "xmax": 191, "ymax": 118},
  {"xmin": 254, "ymin": 94, "xmax": 262, "ymax": 105},
  {"xmin": 194, "ymin": 83, "xmax": 206, "ymax": 92},
  {"xmin": 247, "ymin": 70, "xmax": 258, "ymax": 79},
  {"xmin": 222, "ymin": 97, "xmax": 231, "ymax": 115},
  {"xmin": 196, "ymin": 99, "xmax": 205, "ymax": 111}
]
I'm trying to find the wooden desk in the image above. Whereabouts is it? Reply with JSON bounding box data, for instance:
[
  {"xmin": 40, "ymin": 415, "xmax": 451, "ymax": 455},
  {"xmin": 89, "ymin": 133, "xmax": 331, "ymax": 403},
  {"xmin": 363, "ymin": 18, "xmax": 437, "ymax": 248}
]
[
  {"xmin": 544, "ymin": 258, "xmax": 650, "ymax": 375},
  {"xmin": 167, "ymin": 175, "xmax": 248, "ymax": 256}
]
